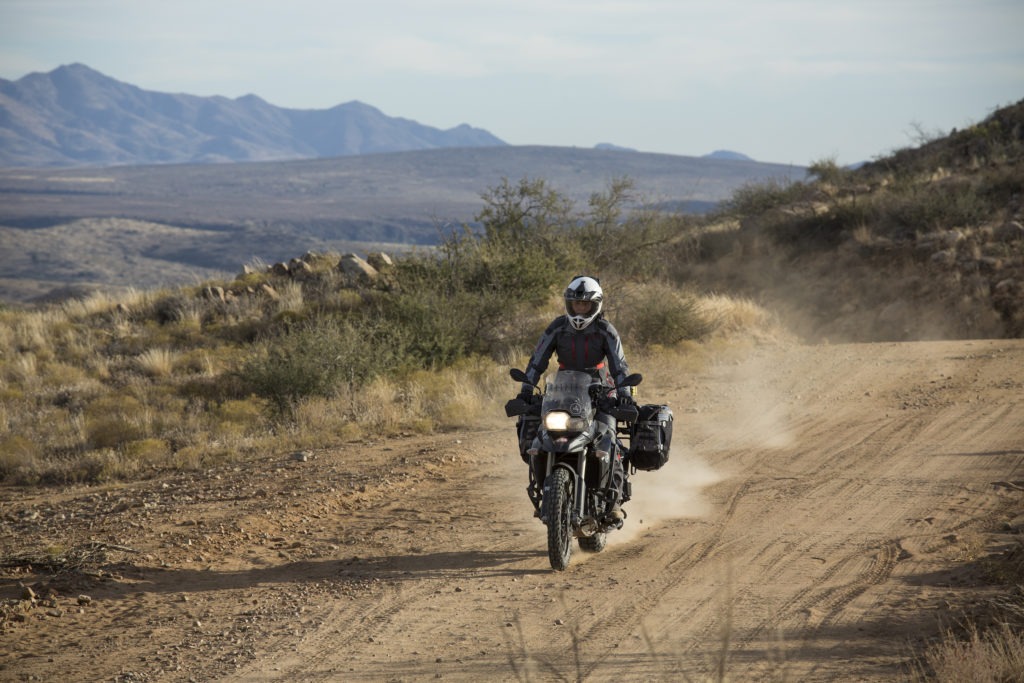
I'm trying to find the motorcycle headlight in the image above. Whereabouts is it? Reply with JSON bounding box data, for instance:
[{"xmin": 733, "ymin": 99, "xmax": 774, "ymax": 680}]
[{"xmin": 544, "ymin": 411, "xmax": 586, "ymax": 432}]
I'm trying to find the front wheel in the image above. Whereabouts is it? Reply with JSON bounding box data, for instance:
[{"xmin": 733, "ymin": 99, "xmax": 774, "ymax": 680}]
[{"xmin": 544, "ymin": 468, "xmax": 574, "ymax": 571}]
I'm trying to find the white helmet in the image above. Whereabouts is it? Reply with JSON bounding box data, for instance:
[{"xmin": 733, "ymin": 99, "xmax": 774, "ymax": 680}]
[{"xmin": 564, "ymin": 276, "xmax": 603, "ymax": 331}]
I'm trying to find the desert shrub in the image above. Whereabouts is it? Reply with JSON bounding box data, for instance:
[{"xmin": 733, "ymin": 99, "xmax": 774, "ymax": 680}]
[
  {"xmin": 383, "ymin": 178, "xmax": 589, "ymax": 363},
  {"xmin": 807, "ymin": 156, "xmax": 849, "ymax": 186},
  {"xmin": 214, "ymin": 399, "xmax": 264, "ymax": 426},
  {"xmin": 0, "ymin": 434, "xmax": 42, "ymax": 480},
  {"xmin": 613, "ymin": 283, "xmax": 717, "ymax": 347},
  {"xmin": 768, "ymin": 204, "xmax": 870, "ymax": 248},
  {"xmin": 84, "ymin": 395, "xmax": 146, "ymax": 448},
  {"xmin": 150, "ymin": 293, "xmax": 193, "ymax": 324},
  {"xmin": 240, "ymin": 316, "xmax": 398, "ymax": 415},
  {"xmin": 976, "ymin": 164, "xmax": 1024, "ymax": 206},
  {"xmin": 873, "ymin": 179, "xmax": 992, "ymax": 236},
  {"xmin": 914, "ymin": 622, "xmax": 1024, "ymax": 683},
  {"xmin": 375, "ymin": 288, "xmax": 475, "ymax": 367},
  {"xmin": 123, "ymin": 438, "xmax": 171, "ymax": 465},
  {"xmin": 437, "ymin": 177, "xmax": 575, "ymax": 307},
  {"xmin": 721, "ymin": 177, "xmax": 812, "ymax": 216},
  {"xmin": 575, "ymin": 179, "xmax": 691, "ymax": 279}
]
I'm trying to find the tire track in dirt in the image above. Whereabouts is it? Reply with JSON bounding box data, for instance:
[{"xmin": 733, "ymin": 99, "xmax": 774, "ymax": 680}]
[
  {"xmin": 549, "ymin": 341, "xmax": 1024, "ymax": 682},
  {"xmin": 8, "ymin": 341, "xmax": 1020, "ymax": 682},
  {"xmin": 181, "ymin": 341, "xmax": 1024, "ymax": 681}
]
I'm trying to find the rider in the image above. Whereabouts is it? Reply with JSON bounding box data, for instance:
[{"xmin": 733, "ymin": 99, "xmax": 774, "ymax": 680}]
[{"xmin": 516, "ymin": 275, "xmax": 633, "ymax": 522}]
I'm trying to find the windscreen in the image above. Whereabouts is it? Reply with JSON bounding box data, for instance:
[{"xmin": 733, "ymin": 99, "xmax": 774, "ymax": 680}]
[{"xmin": 542, "ymin": 370, "xmax": 594, "ymax": 418}]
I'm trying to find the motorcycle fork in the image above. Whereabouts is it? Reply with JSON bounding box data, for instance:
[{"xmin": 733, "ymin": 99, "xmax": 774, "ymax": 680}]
[
  {"xmin": 574, "ymin": 451, "xmax": 588, "ymax": 523},
  {"xmin": 542, "ymin": 452, "xmax": 587, "ymax": 527}
]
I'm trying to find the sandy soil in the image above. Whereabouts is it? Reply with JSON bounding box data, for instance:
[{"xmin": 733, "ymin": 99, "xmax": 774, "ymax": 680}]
[{"xmin": 2, "ymin": 339, "xmax": 1023, "ymax": 682}]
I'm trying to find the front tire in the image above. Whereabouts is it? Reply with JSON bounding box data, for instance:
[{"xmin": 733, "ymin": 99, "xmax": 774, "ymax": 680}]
[{"xmin": 544, "ymin": 468, "xmax": 574, "ymax": 571}]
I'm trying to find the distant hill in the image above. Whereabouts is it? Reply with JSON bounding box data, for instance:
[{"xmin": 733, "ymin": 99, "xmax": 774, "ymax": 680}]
[
  {"xmin": 704, "ymin": 150, "xmax": 754, "ymax": 161},
  {"xmin": 0, "ymin": 145, "xmax": 805, "ymax": 302},
  {"xmin": 0, "ymin": 64, "xmax": 506, "ymax": 167}
]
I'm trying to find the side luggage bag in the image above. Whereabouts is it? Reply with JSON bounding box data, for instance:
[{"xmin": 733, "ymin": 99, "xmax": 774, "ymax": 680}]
[{"xmin": 628, "ymin": 404, "xmax": 673, "ymax": 471}]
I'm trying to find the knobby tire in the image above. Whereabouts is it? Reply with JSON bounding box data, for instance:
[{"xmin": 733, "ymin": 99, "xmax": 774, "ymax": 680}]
[
  {"xmin": 578, "ymin": 532, "xmax": 607, "ymax": 553},
  {"xmin": 545, "ymin": 468, "xmax": 574, "ymax": 571}
]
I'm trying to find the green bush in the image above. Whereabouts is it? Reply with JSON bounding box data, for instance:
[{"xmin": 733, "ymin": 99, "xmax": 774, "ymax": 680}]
[
  {"xmin": 240, "ymin": 317, "xmax": 385, "ymax": 415},
  {"xmin": 616, "ymin": 285, "xmax": 717, "ymax": 347},
  {"xmin": 721, "ymin": 178, "xmax": 811, "ymax": 216}
]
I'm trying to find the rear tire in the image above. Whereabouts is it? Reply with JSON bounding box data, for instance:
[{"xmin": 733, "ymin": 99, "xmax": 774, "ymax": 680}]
[
  {"xmin": 544, "ymin": 468, "xmax": 574, "ymax": 571},
  {"xmin": 578, "ymin": 532, "xmax": 607, "ymax": 553}
]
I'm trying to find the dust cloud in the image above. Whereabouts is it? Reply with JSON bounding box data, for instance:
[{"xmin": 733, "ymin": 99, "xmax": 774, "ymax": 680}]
[{"xmin": 618, "ymin": 448, "xmax": 723, "ymax": 544}]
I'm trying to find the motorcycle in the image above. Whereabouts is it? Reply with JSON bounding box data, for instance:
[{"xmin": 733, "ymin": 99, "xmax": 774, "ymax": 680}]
[{"xmin": 505, "ymin": 367, "xmax": 642, "ymax": 570}]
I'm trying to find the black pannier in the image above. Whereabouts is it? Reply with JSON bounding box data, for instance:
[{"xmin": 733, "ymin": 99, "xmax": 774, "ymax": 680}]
[{"xmin": 627, "ymin": 404, "xmax": 673, "ymax": 471}]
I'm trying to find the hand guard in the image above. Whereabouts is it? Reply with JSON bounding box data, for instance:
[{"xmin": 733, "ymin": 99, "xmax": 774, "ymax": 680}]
[{"xmin": 505, "ymin": 392, "xmax": 534, "ymax": 418}]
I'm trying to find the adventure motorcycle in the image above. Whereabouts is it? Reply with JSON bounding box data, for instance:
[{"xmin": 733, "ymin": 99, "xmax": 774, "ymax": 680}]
[{"xmin": 505, "ymin": 368, "xmax": 642, "ymax": 571}]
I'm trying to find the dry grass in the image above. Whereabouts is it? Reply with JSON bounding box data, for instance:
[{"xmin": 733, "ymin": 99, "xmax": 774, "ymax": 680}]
[
  {"xmin": 912, "ymin": 623, "xmax": 1024, "ymax": 683},
  {"xmin": 135, "ymin": 347, "xmax": 178, "ymax": 378},
  {"xmin": 698, "ymin": 293, "xmax": 791, "ymax": 343},
  {"xmin": 0, "ymin": 255, "xmax": 540, "ymax": 485}
]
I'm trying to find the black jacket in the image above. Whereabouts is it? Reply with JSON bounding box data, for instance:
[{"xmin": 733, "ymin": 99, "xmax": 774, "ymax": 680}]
[{"xmin": 522, "ymin": 315, "xmax": 630, "ymax": 394}]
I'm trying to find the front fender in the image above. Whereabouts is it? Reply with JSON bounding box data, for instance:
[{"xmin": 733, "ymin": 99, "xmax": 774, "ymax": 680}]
[{"xmin": 546, "ymin": 462, "xmax": 579, "ymax": 485}]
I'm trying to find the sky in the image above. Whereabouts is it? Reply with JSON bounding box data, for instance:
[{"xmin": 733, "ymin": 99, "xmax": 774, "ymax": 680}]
[{"xmin": 1, "ymin": 0, "xmax": 1022, "ymax": 166}]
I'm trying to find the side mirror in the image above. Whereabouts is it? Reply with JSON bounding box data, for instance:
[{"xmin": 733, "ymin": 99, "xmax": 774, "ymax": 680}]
[
  {"xmin": 509, "ymin": 368, "xmax": 530, "ymax": 383},
  {"xmin": 622, "ymin": 373, "xmax": 643, "ymax": 387}
]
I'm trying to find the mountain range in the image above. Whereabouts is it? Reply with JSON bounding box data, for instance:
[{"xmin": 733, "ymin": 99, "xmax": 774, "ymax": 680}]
[
  {"xmin": 0, "ymin": 64, "xmax": 507, "ymax": 167},
  {"xmin": 0, "ymin": 64, "xmax": 801, "ymax": 303}
]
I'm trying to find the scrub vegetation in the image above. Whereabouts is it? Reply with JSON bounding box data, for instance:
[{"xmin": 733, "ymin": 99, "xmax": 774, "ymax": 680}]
[{"xmin": 1, "ymin": 98, "xmax": 1021, "ymax": 679}]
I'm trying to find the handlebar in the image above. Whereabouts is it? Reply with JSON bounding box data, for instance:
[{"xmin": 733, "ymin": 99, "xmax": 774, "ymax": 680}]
[{"xmin": 505, "ymin": 392, "xmax": 638, "ymax": 422}]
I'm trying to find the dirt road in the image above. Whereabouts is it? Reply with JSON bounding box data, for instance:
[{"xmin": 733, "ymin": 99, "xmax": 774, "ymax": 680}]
[{"xmin": 3, "ymin": 339, "xmax": 1023, "ymax": 682}]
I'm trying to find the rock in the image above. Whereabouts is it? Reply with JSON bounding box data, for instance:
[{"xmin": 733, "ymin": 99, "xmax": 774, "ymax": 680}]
[
  {"xmin": 918, "ymin": 229, "xmax": 964, "ymax": 249},
  {"xmin": 994, "ymin": 278, "xmax": 1019, "ymax": 294},
  {"xmin": 202, "ymin": 286, "xmax": 226, "ymax": 303},
  {"xmin": 291, "ymin": 451, "xmax": 311, "ymax": 463},
  {"xmin": 366, "ymin": 252, "xmax": 394, "ymax": 270},
  {"xmin": 77, "ymin": 595, "xmax": 93, "ymax": 605},
  {"xmin": 993, "ymin": 221, "xmax": 1024, "ymax": 243},
  {"xmin": 271, "ymin": 262, "xmax": 290, "ymax": 277},
  {"xmin": 338, "ymin": 254, "xmax": 379, "ymax": 283},
  {"xmin": 289, "ymin": 259, "xmax": 315, "ymax": 281}
]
